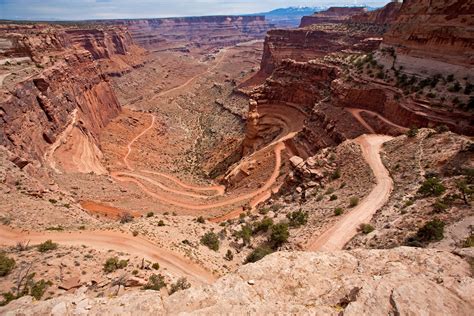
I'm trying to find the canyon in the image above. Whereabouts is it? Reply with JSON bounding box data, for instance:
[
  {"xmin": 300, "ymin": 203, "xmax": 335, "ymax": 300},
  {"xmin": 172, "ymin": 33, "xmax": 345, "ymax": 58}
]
[{"xmin": 0, "ymin": 0, "xmax": 473, "ymax": 314}]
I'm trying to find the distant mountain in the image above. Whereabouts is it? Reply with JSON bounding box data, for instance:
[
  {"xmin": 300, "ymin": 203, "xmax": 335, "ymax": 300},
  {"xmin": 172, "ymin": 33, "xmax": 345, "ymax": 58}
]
[
  {"xmin": 251, "ymin": 7, "xmax": 325, "ymax": 27},
  {"xmin": 249, "ymin": 6, "xmax": 380, "ymax": 28}
]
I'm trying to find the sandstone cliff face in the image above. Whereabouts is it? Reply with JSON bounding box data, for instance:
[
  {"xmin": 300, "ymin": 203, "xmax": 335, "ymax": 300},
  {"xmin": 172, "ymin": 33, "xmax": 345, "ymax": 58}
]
[
  {"xmin": 350, "ymin": 2, "xmax": 402, "ymax": 25},
  {"xmin": 380, "ymin": 0, "xmax": 474, "ymax": 77},
  {"xmin": 260, "ymin": 24, "xmax": 381, "ymax": 75},
  {"xmin": 0, "ymin": 25, "xmax": 129, "ymax": 173},
  {"xmin": 104, "ymin": 16, "xmax": 271, "ymax": 50},
  {"xmin": 300, "ymin": 7, "xmax": 367, "ymax": 27},
  {"xmin": 2, "ymin": 247, "xmax": 472, "ymax": 315}
]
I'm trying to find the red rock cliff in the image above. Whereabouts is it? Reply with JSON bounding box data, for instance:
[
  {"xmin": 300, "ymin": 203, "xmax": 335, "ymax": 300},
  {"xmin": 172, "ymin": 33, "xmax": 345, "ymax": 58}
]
[{"xmin": 300, "ymin": 7, "xmax": 367, "ymax": 27}]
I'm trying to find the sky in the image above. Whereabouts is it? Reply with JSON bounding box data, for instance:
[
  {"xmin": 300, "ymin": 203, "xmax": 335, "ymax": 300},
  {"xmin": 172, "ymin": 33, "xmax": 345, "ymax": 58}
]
[{"xmin": 0, "ymin": 0, "xmax": 392, "ymax": 20}]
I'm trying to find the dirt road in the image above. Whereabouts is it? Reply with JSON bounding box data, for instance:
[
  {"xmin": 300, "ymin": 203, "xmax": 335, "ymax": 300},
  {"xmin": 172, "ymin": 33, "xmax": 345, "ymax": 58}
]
[
  {"xmin": 306, "ymin": 134, "xmax": 393, "ymax": 251},
  {"xmin": 0, "ymin": 226, "xmax": 216, "ymax": 284}
]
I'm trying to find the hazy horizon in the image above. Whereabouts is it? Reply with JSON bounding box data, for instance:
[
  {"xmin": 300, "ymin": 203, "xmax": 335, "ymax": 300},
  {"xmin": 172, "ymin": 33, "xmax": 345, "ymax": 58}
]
[{"xmin": 0, "ymin": 0, "xmax": 392, "ymax": 21}]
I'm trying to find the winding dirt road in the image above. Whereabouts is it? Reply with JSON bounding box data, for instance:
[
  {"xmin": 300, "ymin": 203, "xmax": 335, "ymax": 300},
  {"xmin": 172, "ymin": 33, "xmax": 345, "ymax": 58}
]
[
  {"xmin": 0, "ymin": 226, "xmax": 216, "ymax": 284},
  {"xmin": 306, "ymin": 134, "xmax": 393, "ymax": 251}
]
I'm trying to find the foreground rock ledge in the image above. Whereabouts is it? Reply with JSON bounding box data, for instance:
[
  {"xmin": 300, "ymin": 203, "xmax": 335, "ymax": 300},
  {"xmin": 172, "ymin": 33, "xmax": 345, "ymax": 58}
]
[{"xmin": 2, "ymin": 247, "xmax": 473, "ymax": 315}]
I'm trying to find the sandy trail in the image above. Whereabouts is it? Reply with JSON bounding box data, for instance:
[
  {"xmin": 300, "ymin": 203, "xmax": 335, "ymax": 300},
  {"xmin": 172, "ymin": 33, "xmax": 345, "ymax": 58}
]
[
  {"xmin": 0, "ymin": 226, "xmax": 216, "ymax": 284},
  {"xmin": 306, "ymin": 134, "xmax": 393, "ymax": 251}
]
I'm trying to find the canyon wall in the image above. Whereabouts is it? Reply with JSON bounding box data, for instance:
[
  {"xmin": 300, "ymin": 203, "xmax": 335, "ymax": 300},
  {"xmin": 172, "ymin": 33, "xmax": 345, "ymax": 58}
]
[
  {"xmin": 350, "ymin": 2, "xmax": 402, "ymax": 25},
  {"xmin": 299, "ymin": 7, "xmax": 367, "ymax": 27},
  {"xmin": 380, "ymin": 0, "xmax": 474, "ymax": 78},
  {"xmin": 0, "ymin": 25, "xmax": 138, "ymax": 172},
  {"xmin": 101, "ymin": 16, "xmax": 271, "ymax": 50}
]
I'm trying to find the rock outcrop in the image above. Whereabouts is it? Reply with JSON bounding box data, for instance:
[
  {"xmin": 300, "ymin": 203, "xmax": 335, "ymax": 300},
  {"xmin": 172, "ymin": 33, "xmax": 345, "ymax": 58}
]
[
  {"xmin": 300, "ymin": 7, "xmax": 367, "ymax": 27},
  {"xmin": 2, "ymin": 247, "xmax": 472, "ymax": 315},
  {"xmin": 379, "ymin": 0, "xmax": 474, "ymax": 78},
  {"xmin": 350, "ymin": 2, "xmax": 402, "ymax": 25}
]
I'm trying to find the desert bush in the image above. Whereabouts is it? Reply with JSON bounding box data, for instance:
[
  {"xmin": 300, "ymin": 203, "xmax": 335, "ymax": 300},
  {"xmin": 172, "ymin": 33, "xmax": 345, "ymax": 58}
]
[
  {"xmin": 200, "ymin": 232, "xmax": 219, "ymax": 251},
  {"xmin": 103, "ymin": 257, "xmax": 128, "ymax": 273},
  {"xmin": 37, "ymin": 240, "xmax": 57, "ymax": 253},
  {"xmin": 143, "ymin": 274, "xmax": 166, "ymax": 291},
  {"xmin": 359, "ymin": 223, "xmax": 374, "ymax": 234},
  {"xmin": 329, "ymin": 194, "xmax": 338, "ymax": 201},
  {"xmin": 269, "ymin": 223, "xmax": 289, "ymax": 248},
  {"xmin": 224, "ymin": 249, "xmax": 234, "ymax": 261},
  {"xmin": 158, "ymin": 220, "xmax": 165, "ymax": 226},
  {"xmin": 0, "ymin": 253, "xmax": 15, "ymax": 277},
  {"xmin": 146, "ymin": 212, "xmax": 154, "ymax": 218},
  {"xmin": 152, "ymin": 262, "xmax": 160, "ymax": 270},
  {"xmin": 432, "ymin": 199, "xmax": 449, "ymax": 213},
  {"xmin": 119, "ymin": 212, "xmax": 133, "ymax": 224},
  {"xmin": 30, "ymin": 279, "xmax": 52, "ymax": 300},
  {"xmin": 132, "ymin": 230, "xmax": 139, "ymax": 237},
  {"xmin": 418, "ymin": 177, "xmax": 446, "ymax": 197},
  {"xmin": 330, "ymin": 169, "xmax": 341, "ymax": 180},
  {"xmin": 334, "ymin": 208, "xmax": 344, "ymax": 216},
  {"xmin": 407, "ymin": 219, "xmax": 445, "ymax": 245},
  {"xmin": 406, "ymin": 127, "xmax": 418, "ymax": 138},
  {"xmin": 235, "ymin": 225, "xmax": 252, "ymax": 245},
  {"xmin": 196, "ymin": 216, "xmax": 205, "ymax": 224},
  {"xmin": 286, "ymin": 211, "xmax": 308, "ymax": 227},
  {"xmin": 349, "ymin": 197, "xmax": 359, "ymax": 208},
  {"xmin": 252, "ymin": 217, "xmax": 273, "ymax": 234},
  {"xmin": 245, "ymin": 245, "xmax": 273, "ymax": 263},
  {"xmin": 169, "ymin": 277, "xmax": 191, "ymax": 294}
]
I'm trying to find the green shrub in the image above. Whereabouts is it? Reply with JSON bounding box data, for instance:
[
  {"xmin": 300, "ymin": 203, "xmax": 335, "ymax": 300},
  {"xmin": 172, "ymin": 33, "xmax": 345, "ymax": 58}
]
[
  {"xmin": 329, "ymin": 194, "xmax": 338, "ymax": 201},
  {"xmin": 0, "ymin": 253, "xmax": 15, "ymax": 277},
  {"xmin": 432, "ymin": 199, "xmax": 449, "ymax": 213},
  {"xmin": 415, "ymin": 219, "xmax": 445, "ymax": 242},
  {"xmin": 143, "ymin": 274, "xmax": 166, "ymax": 291},
  {"xmin": 245, "ymin": 245, "xmax": 273, "ymax": 263},
  {"xmin": 30, "ymin": 280, "xmax": 52, "ymax": 300},
  {"xmin": 359, "ymin": 223, "xmax": 374, "ymax": 234},
  {"xmin": 462, "ymin": 234, "xmax": 474, "ymax": 248},
  {"xmin": 103, "ymin": 257, "xmax": 128, "ymax": 273},
  {"xmin": 224, "ymin": 249, "xmax": 234, "ymax": 261},
  {"xmin": 146, "ymin": 212, "xmax": 154, "ymax": 218},
  {"xmin": 406, "ymin": 127, "xmax": 418, "ymax": 137},
  {"xmin": 169, "ymin": 277, "xmax": 191, "ymax": 294},
  {"xmin": 252, "ymin": 217, "xmax": 273, "ymax": 234},
  {"xmin": 152, "ymin": 262, "xmax": 160, "ymax": 270},
  {"xmin": 349, "ymin": 197, "xmax": 359, "ymax": 208},
  {"xmin": 418, "ymin": 177, "xmax": 446, "ymax": 197},
  {"xmin": 196, "ymin": 216, "xmax": 205, "ymax": 224},
  {"xmin": 269, "ymin": 223, "xmax": 289, "ymax": 248},
  {"xmin": 200, "ymin": 232, "xmax": 219, "ymax": 251},
  {"xmin": 37, "ymin": 240, "xmax": 58, "ymax": 253},
  {"xmin": 286, "ymin": 210, "xmax": 308, "ymax": 227},
  {"xmin": 158, "ymin": 220, "xmax": 165, "ymax": 226},
  {"xmin": 235, "ymin": 225, "xmax": 252, "ymax": 245},
  {"xmin": 330, "ymin": 169, "xmax": 341, "ymax": 180},
  {"xmin": 334, "ymin": 208, "xmax": 344, "ymax": 216}
]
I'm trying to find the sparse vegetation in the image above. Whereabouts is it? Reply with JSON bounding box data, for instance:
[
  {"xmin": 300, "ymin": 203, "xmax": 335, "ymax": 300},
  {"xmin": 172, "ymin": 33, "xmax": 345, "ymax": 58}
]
[
  {"xmin": 146, "ymin": 212, "xmax": 154, "ymax": 218},
  {"xmin": 37, "ymin": 240, "xmax": 58, "ymax": 253},
  {"xmin": 334, "ymin": 208, "xmax": 344, "ymax": 216},
  {"xmin": 157, "ymin": 220, "xmax": 165, "ymax": 226},
  {"xmin": 286, "ymin": 210, "xmax": 308, "ymax": 227},
  {"xmin": 119, "ymin": 212, "xmax": 133, "ymax": 224},
  {"xmin": 329, "ymin": 194, "xmax": 338, "ymax": 201},
  {"xmin": 224, "ymin": 249, "xmax": 234, "ymax": 261},
  {"xmin": 418, "ymin": 177, "xmax": 446, "ymax": 197},
  {"xmin": 245, "ymin": 245, "xmax": 273, "ymax": 263},
  {"xmin": 406, "ymin": 219, "xmax": 445, "ymax": 246},
  {"xmin": 252, "ymin": 217, "xmax": 273, "ymax": 234},
  {"xmin": 359, "ymin": 223, "xmax": 374, "ymax": 234},
  {"xmin": 103, "ymin": 257, "xmax": 128, "ymax": 273},
  {"xmin": 169, "ymin": 277, "xmax": 191, "ymax": 294},
  {"xmin": 0, "ymin": 253, "xmax": 15, "ymax": 277},
  {"xmin": 235, "ymin": 225, "xmax": 252, "ymax": 245},
  {"xmin": 406, "ymin": 127, "xmax": 418, "ymax": 138},
  {"xmin": 200, "ymin": 231, "xmax": 219, "ymax": 251},
  {"xmin": 143, "ymin": 273, "xmax": 166, "ymax": 291},
  {"xmin": 196, "ymin": 216, "xmax": 206, "ymax": 224},
  {"xmin": 269, "ymin": 223, "xmax": 289, "ymax": 248},
  {"xmin": 349, "ymin": 197, "xmax": 359, "ymax": 208}
]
